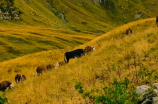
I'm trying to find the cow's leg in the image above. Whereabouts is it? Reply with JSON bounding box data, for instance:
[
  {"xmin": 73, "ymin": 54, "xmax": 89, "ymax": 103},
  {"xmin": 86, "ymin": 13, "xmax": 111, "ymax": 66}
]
[
  {"xmin": 64, "ymin": 56, "xmax": 67, "ymax": 63},
  {"xmin": 67, "ymin": 58, "xmax": 70, "ymax": 63},
  {"xmin": 18, "ymin": 77, "xmax": 20, "ymax": 83},
  {"xmin": 16, "ymin": 79, "xmax": 18, "ymax": 83}
]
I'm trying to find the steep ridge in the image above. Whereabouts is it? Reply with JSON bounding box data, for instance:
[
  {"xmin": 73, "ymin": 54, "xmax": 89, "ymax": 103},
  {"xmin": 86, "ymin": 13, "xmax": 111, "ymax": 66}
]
[
  {"xmin": 0, "ymin": 0, "xmax": 158, "ymax": 62},
  {"xmin": 1, "ymin": 18, "xmax": 158, "ymax": 103},
  {"xmin": 1, "ymin": 0, "xmax": 158, "ymax": 33}
]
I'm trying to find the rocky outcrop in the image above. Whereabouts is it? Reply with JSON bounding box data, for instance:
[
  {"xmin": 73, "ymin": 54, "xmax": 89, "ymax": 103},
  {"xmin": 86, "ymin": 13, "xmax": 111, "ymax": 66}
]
[
  {"xmin": 136, "ymin": 83, "xmax": 158, "ymax": 104},
  {"xmin": 45, "ymin": 1, "xmax": 66, "ymax": 23},
  {"xmin": 0, "ymin": 1, "xmax": 21, "ymax": 20},
  {"xmin": 92, "ymin": 0, "xmax": 104, "ymax": 4}
]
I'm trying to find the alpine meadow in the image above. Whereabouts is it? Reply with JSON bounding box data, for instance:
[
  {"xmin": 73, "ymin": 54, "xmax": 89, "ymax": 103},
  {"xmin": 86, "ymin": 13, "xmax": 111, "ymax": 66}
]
[{"xmin": 0, "ymin": 0, "xmax": 158, "ymax": 104}]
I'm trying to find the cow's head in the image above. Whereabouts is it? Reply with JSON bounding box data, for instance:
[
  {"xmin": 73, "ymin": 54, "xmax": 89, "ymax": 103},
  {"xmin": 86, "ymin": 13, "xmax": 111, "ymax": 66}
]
[
  {"xmin": 56, "ymin": 62, "xmax": 60, "ymax": 68},
  {"xmin": 9, "ymin": 82, "xmax": 14, "ymax": 88},
  {"xmin": 22, "ymin": 75, "xmax": 26, "ymax": 81},
  {"xmin": 56, "ymin": 61, "xmax": 65, "ymax": 68},
  {"xmin": 92, "ymin": 46, "xmax": 95, "ymax": 51}
]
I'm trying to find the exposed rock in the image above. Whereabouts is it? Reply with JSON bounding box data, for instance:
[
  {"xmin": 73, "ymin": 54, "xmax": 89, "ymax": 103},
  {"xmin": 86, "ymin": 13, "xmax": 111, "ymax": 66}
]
[
  {"xmin": 136, "ymin": 85, "xmax": 152, "ymax": 104},
  {"xmin": 153, "ymin": 89, "xmax": 158, "ymax": 96},
  {"xmin": 0, "ymin": 1, "xmax": 21, "ymax": 20},
  {"xmin": 153, "ymin": 83, "xmax": 158, "ymax": 89},
  {"xmin": 92, "ymin": 0, "xmax": 104, "ymax": 4},
  {"xmin": 136, "ymin": 85, "xmax": 151, "ymax": 95},
  {"xmin": 153, "ymin": 97, "xmax": 158, "ymax": 104},
  {"xmin": 136, "ymin": 84, "xmax": 158, "ymax": 104},
  {"xmin": 141, "ymin": 98, "xmax": 152, "ymax": 104}
]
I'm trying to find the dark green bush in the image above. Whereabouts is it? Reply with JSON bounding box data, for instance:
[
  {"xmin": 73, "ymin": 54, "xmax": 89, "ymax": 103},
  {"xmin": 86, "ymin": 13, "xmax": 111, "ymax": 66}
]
[
  {"xmin": 75, "ymin": 78, "xmax": 138, "ymax": 104},
  {"xmin": 8, "ymin": 0, "xmax": 14, "ymax": 5},
  {"xmin": 0, "ymin": 92, "xmax": 8, "ymax": 104}
]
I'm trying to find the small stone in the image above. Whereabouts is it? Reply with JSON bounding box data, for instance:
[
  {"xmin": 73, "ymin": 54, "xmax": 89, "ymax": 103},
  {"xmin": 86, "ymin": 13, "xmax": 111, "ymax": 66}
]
[{"xmin": 153, "ymin": 83, "xmax": 158, "ymax": 89}]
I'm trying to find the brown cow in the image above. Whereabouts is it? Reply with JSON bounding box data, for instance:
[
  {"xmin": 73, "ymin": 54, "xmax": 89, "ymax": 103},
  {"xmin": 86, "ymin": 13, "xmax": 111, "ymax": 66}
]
[
  {"xmin": 0, "ymin": 81, "xmax": 14, "ymax": 92},
  {"xmin": 56, "ymin": 61, "xmax": 66, "ymax": 68},
  {"xmin": 84, "ymin": 46, "xmax": 95, "ymax": 53},
  {"xmin": 46, "ymin": 64, "xmax": 57, "ymax": 71},
  {"xmin": 15, "ymin": 74, "xmax": 26, "ymax": 83},
  {"xmin": 125, "ymin": 28, "xmax": 132, "ymax": 35},
  {"xmin": 36, "ymin": 66, "xmax": 47, "ymax": 76},
  {"xmin": 156, "ymin": 16, "xmax": 158, "ymax": 27}
]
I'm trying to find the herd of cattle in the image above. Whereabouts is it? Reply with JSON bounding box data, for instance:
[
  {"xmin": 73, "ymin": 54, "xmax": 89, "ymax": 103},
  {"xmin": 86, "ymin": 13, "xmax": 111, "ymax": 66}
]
[
  {"xmin": 0, "ymin": 16, "xmax": 158, "ymax": 92},
  {"xmin": 0, "ymin": 46, "xmax": 95, "ymax": 92}
]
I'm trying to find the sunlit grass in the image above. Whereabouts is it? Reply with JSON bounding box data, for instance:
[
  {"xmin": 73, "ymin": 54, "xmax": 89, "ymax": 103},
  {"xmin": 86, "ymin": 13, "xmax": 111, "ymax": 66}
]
[
  {"xmin": 0, "ymin": 26, "xmax": 96, "ymax": 62},
  {"xmin": 0, "ymin": 18, "xmax": 157, "ymax": 103}
]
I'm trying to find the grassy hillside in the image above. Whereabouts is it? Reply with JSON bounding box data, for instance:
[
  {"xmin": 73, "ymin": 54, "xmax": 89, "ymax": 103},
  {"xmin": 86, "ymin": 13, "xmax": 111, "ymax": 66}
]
[
  {"xmin": 0, "ymin": 18, "xmax": 157, "ymax": 103},
  {"xmin": 0, "ymin": 0, "xmax": 68, "ymax": 28},
  {"xmin": 1, "ymin": 0, "xmax": 158, "ymax": 103},
  {"xmin": 0, "ymin": 26, "xmax": 96, "ymax": 62},
  {"xmin": 1, "ymin": 0, "xmax": 158, "ymax": 34},
  {"xmin": 0, "ymin": 0, "xmax": 158, "ymax": 62}
]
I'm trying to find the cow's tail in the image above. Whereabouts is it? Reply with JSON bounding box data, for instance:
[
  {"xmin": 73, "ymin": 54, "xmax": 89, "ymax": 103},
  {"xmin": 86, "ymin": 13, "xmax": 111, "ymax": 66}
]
[{"xmin": 64, "ymin": 54, "xmax": 67, "ymax": 63}]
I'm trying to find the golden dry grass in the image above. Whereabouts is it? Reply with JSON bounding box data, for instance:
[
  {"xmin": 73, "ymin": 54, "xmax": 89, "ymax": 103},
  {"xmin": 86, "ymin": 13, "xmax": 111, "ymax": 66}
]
[
  {"xmin": 0, "ymin": 26, "xmax": 96, "ymax": 62},
  {"xmin": 0, "ymin": 18, "xmax": 158, "ymax": 103}
]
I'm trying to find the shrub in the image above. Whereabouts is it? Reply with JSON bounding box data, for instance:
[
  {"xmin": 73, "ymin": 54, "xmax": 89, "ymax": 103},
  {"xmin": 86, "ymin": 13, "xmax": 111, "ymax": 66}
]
[
  {"xmin": 0, "ymin": 92, "xmax": 8, "ymax": 104},
  {"xmin": 8, "ymin": 0, "xmax": 14, "ymax": 5},
  {"xmin": 75, "ymin": 78, "xmax": 138, "ymax": 104}
]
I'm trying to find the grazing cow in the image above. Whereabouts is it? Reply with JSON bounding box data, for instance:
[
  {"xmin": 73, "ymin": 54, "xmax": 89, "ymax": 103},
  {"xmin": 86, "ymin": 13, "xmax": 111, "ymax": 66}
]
[
  {"xmin": 46, "ymin": 64, "xmax": 57, "ymax": 71},
  {"xmin": 156, "ymin": 16, "xmax": 158, "ymax": 27},
  {"xmin": 125, "ymin": 28, "xmax": 132, "ymax": 35},
  {"xmin": 56, "ymin": 61, "xmax": 66, "ymax": 67},
  {"xmin": 15, "ymin": 74, "xmax": 26, "ymax": 83},
  {"xmin": 0, "ymin": 81, "xmax": 14, "ymax": 92},
  {"xmin": 64, "ymin": 49, "xmax": 85, "ymax": 63},
  {"xmin": 22, "ymin": 75, "xmax": 26, "ymax": 81},
  {"xmin": 36, "ymin": 66, "xmax": 47, "ymax": 75},
  {"xmin": 84, "ymin": 46, "xmax": 95, "ymax": 53}
]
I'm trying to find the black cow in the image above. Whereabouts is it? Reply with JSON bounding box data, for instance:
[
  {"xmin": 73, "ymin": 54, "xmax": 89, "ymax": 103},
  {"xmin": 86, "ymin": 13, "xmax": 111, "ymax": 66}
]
[
  {"xmin": 156, "ymin": 16, "xmax": 158, "ymax": 27},
  {"xmin": 15, "ymin": 74, "xmax": 26, "ymax": 83},
  {"xmin": 64, "ymin": 49, "xmax": 85, "ymax": 63},
  {"xmin": 0, "ymin": 81, "xmax": 14, "ymax": 92}
]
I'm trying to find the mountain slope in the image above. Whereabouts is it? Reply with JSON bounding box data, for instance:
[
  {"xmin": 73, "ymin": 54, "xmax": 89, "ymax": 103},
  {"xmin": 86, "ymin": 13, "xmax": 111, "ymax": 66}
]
[
  {"xmin": 1, "ymin": 0, "xmax": 158, "ymax": 34},
  {"xmin": 1, "ymin": 18, "xmax": 158, "ymax": 103},
  {"xmin": 0, "ymin": 26, "xmax": 95, "ymax": 62},
  {"xmin": 0, "ymin": 0, "xmax": 158, "ymax": 62}
]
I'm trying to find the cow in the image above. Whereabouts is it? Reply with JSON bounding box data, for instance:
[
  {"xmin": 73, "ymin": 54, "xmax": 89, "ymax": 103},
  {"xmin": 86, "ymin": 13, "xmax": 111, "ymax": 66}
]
[
  {"xmin": 22, "ymin": 75, "xmax": 26, "ymax": 81},
  {"xmin": 15, "ymin": 74, "xmax": 26, "ymax": 83},
  {"xmin": 46, "ymin": 64, "xmax": 57, "ymax": 71},
  {"xmin": 156, "ymin": 16, "xmax": 158, "ymax": 27},
  {"xmin": 64, "ymin": 49, "xmax": 85, "ymax": 63},
  {"xmin": 36, "ymin": 65, "xmax": 47, "ymax": 76},
  {"xmin": 56, "ymin": 61, "xmax": 66, "ymax": 67},
  {"xmin": 0, "ymin": 81, "xmax": 14, "ymax": 92},
  {"xmin": 125, "ymin": 28, "xmax": 132, "ymax": 35},
  {"xmin": 84, "ymin": 46, "xmax": 95, "ymax": 53}
]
